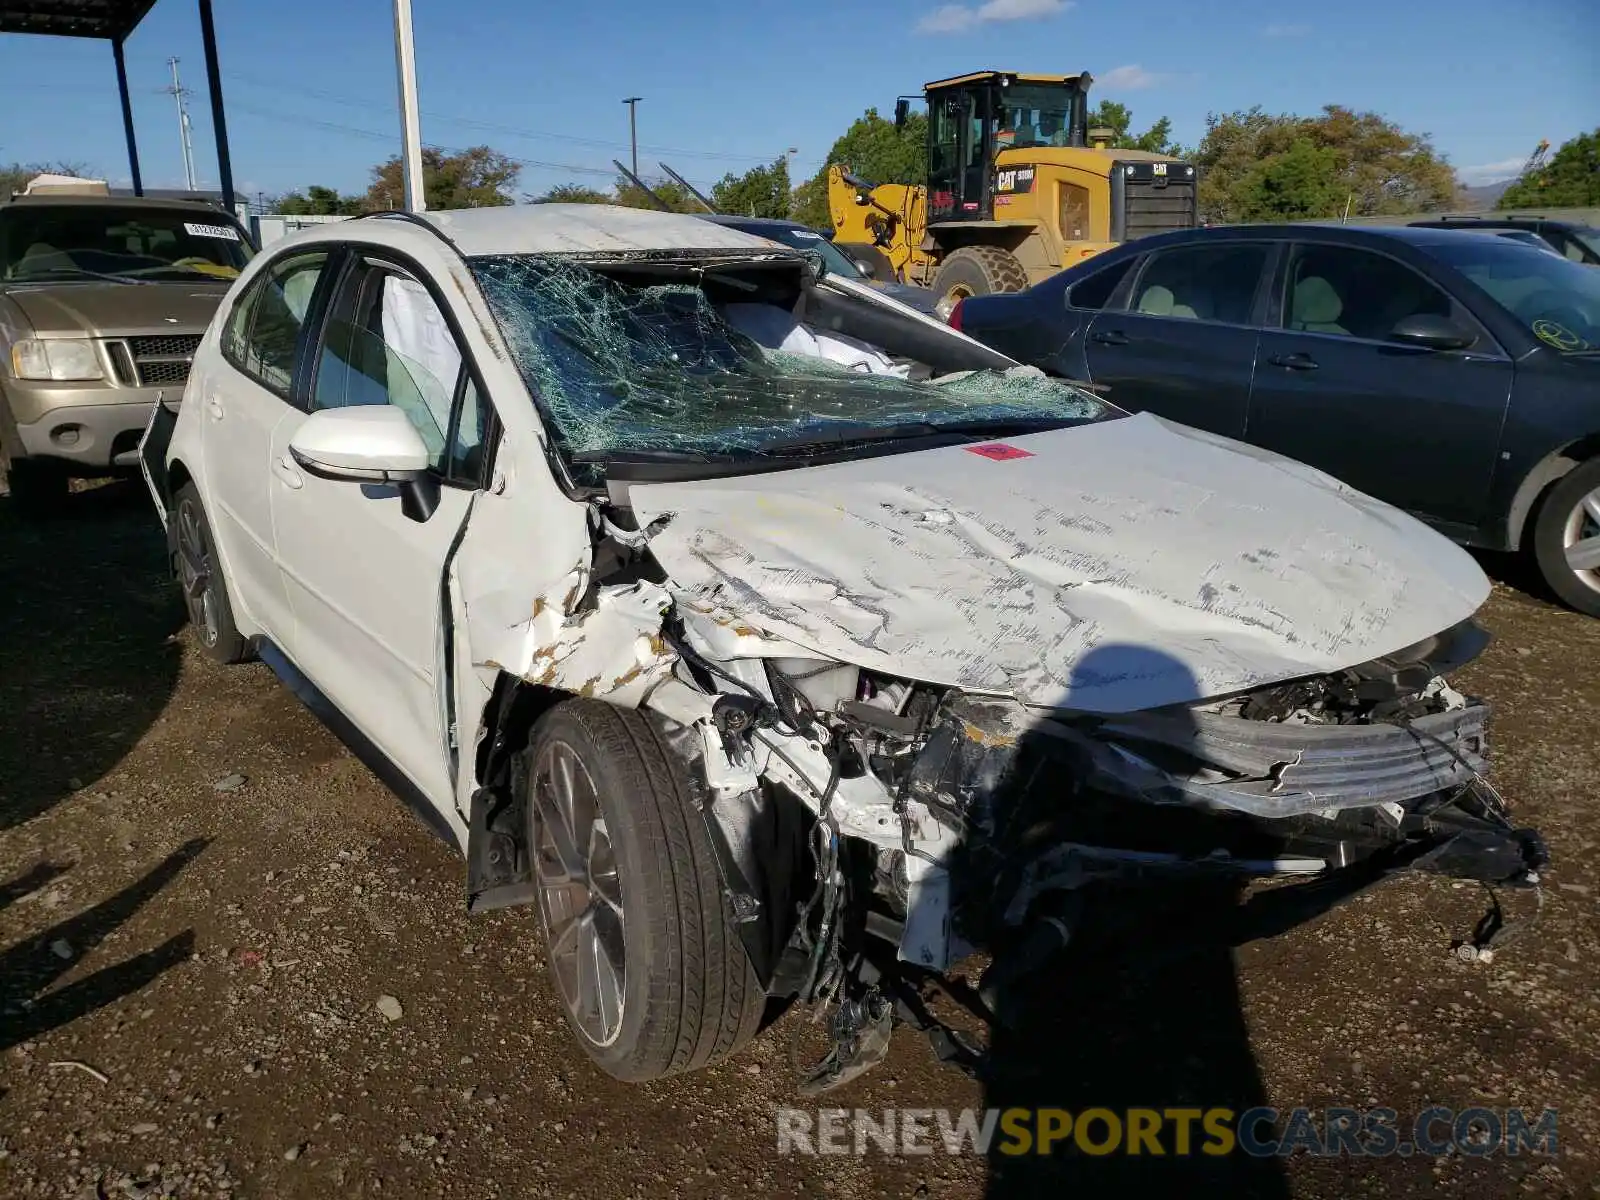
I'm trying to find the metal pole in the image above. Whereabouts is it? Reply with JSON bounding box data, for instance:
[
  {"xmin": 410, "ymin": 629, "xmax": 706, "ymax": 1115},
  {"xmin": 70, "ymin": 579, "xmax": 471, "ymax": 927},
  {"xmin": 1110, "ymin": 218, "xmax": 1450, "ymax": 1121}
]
[
  {"xmin": 197, "ymin": 0, "xmax": 236, "ymax": 212},
  {"xmin": 112, "ymin": 38, "xmax": 143, "ymax": 196},
  {"xmin": 167, "ymin": 58, "xmax": 197, "ymax": 191},
  {"xmin": 393, "ymin": 0, "xmax": 426, "ymax": 212},
  {"xmin": 622, "ymin": 97, "xmax": 642, "ymax": 180}
]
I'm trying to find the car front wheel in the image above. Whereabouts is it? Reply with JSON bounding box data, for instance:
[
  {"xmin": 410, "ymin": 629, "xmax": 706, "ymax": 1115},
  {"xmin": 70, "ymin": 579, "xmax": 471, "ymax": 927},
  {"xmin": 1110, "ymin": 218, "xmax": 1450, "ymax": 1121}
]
[
  {"xmin": 523, "ymin": 700, "xmax": 764, "ymax": 1081},
  {"xmin": 173, "ymin": 482, "xmax": 251, "ymax": 663},
  {"xmin": 1531, "ymin": 458, "xmax": 1600, "ymax": 617}
]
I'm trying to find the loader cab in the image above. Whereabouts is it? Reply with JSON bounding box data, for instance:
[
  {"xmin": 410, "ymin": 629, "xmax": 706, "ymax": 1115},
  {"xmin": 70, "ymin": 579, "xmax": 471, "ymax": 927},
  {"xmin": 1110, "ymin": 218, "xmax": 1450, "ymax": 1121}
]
[{"xmin": 920, "ymin": 71, "xmax": 1089, "ymax": 225}]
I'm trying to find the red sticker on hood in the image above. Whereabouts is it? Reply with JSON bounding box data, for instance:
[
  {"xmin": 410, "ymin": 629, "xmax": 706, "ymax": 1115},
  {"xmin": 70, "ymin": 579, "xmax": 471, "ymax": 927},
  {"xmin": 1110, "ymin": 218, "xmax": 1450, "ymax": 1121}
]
[{"xmin": 964, "ymin": 443, "xmax": 1034, "ymax": 461}]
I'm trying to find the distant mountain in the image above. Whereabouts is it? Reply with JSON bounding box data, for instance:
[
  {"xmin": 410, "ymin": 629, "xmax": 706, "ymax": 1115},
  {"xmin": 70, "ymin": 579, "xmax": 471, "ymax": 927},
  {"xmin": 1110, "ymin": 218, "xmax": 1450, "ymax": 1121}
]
[{"xmin": 1458, "ymin": 179, "xmax": 1513, "ymax": 210}]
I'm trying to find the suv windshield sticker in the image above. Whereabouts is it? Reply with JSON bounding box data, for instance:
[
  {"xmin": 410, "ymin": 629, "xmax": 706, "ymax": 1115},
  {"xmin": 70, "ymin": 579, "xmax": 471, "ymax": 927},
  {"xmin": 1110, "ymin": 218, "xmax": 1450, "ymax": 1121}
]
[
  {"xmin": 1532, "ymin": 319, "xmax": 1588, "ymax": 352},
  {"xmin": 183, "ymin": 222, "xmax": 241, "ymax": 241}
]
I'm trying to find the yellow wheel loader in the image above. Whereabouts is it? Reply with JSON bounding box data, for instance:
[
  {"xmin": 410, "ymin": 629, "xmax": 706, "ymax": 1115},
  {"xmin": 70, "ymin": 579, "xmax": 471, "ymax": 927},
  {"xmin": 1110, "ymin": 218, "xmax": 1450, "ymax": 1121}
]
[{"xmin": 828, "ymin": 71, "xmax": 1198, "ymax": 315}]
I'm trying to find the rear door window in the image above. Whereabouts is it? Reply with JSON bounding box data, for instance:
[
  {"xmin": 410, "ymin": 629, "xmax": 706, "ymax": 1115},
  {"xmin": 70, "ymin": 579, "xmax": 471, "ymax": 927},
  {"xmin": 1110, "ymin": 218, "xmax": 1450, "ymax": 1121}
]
[
  {"xmin": 1128, "ymin": 243, "xmax": 1269, "ymax": 325},
  {"xmin": 1067, "ymin": 257, "xmax": 1134, "ymax": 311}
]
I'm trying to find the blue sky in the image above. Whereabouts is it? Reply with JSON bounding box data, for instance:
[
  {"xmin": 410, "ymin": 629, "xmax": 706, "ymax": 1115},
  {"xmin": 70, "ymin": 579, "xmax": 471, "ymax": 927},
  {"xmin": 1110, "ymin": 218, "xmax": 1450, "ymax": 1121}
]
[{"xmin": 0, "ymin": 0, "xmax": 1593, "ymax": 201}]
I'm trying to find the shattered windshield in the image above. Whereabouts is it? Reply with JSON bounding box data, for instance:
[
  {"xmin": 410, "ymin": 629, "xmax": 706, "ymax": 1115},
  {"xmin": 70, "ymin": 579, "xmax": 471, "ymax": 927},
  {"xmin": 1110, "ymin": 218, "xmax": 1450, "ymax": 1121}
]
[{"xmin": 469, "ymin": 253, "xmax": 1110, "ymax": 479}]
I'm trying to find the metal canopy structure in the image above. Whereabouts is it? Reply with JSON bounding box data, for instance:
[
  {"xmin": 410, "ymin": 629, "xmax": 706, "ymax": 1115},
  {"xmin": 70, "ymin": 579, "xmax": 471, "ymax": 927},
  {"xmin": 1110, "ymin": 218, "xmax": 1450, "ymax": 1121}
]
[{"xmin": 0, "ymin": 0, "xmax": 236, "ymax": 211}]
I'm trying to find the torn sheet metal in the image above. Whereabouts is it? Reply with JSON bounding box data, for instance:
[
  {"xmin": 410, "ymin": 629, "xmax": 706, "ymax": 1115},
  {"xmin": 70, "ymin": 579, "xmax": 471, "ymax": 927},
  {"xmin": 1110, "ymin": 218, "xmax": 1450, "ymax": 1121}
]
[{"xmin": 630, "ymin": 412, "xmax": 1490, "ymax": 714}]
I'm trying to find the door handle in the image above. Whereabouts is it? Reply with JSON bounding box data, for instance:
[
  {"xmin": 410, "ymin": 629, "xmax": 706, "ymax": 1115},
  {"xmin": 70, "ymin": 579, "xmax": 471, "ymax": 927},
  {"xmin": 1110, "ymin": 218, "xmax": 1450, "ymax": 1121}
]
[
  {"xmin": 271, "ymin": 453, "xmax": 303, "ymax": 490},
  {"xmin": 205, "ymin": 394, "xmax": 225, "ymax": 420},
  {"xmin": 1270, "ymin": 352, "xmax": 1319, "ymax": 371},
  {"xmin": 1090, "ymin": 329, "xmax": 1129, "ymax": 346}
]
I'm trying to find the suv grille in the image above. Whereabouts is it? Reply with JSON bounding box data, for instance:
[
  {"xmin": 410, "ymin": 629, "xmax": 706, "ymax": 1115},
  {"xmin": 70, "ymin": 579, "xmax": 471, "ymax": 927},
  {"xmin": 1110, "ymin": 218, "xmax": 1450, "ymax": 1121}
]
[{"xmin": 117, "ymin": 334, "xmax": 204, "ymax": 388}]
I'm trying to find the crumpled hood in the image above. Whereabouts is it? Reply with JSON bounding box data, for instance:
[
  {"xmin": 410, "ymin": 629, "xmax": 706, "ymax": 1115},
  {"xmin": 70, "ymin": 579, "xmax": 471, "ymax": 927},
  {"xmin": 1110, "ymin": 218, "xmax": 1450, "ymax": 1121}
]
[
  {"xmin": 629, "ymin": 413, "xmax": 1490, "ymax": 713},
  {"xmin": 3, "ymin": 282, "xmax": 229, "ymax": 337}
]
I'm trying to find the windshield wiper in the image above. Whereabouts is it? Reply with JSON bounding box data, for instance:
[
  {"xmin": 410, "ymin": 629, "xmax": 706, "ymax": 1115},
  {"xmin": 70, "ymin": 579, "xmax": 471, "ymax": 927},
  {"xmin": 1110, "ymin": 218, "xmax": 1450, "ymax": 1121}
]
[{"xmin": 8, "ymin": 266, "xmax": 150, "ymax": 285}]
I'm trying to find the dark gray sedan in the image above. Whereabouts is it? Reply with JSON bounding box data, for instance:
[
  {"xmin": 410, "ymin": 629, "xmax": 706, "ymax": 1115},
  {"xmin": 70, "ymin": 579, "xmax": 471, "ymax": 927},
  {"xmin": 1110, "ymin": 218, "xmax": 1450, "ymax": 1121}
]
[{"xmin": 952, "ymin": 224, "xmax": 1600, "ymax": 615}]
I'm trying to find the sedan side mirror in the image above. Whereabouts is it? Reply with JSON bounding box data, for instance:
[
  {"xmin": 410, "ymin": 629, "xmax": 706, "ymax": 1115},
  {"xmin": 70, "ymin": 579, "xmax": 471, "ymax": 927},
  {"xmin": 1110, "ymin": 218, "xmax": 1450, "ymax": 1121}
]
[
  {"xmin": 1389, "ymin": 313, "xmax": 1477, "ymax": 351},
  {"xmin": 850, "ymin": 254, "xmax": 877, "ymax": 279},
  {"xmin": 288, "ymin": 405, "xmax": 439, "ymax": 523}
]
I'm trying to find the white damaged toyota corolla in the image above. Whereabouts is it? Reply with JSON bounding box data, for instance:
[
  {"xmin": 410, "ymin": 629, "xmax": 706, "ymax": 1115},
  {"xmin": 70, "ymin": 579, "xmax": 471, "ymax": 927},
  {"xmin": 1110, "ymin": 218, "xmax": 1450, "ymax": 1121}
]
[{"xmin": 140, "ymin": 204, "xmax": 1546, "ymax": 1092}]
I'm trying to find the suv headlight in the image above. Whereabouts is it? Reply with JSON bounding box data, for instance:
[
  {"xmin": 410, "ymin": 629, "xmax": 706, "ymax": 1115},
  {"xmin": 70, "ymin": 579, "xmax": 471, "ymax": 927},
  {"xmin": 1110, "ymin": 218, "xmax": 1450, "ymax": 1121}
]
[{"xmin": 9, "ymin": 338, "xmax": 104, "ymax": 382}]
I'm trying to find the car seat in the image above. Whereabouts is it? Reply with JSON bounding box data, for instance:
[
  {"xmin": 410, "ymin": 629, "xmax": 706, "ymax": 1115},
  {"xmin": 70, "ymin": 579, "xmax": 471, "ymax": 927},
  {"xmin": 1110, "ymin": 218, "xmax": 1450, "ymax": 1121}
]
[
  {"xmin": 1291, "ymin": 275, "xmax": 1349, "ymax": 334},
  {"xmin": 1136, "ymin": 284, "xmax": 1200, "ymax": 319}
]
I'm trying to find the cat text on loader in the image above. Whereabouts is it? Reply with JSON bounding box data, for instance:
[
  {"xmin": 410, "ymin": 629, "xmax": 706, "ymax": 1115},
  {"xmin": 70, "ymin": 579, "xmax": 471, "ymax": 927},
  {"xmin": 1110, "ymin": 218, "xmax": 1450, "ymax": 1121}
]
[{"xmin": 828, "ymin": 70, "xmax": 1198, "ymax": 316}]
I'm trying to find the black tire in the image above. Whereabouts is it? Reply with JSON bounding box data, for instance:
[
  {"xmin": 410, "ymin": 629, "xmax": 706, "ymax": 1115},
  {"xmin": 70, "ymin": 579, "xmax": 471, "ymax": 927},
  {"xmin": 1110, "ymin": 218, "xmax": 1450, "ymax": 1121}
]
[
  {"xmin": 3, "ymin": 458, "xmax": 69, "ymax": 518},
  {"xmin": 835, "ymin": 240, "xmax": 896, "ymax": 283},
  {"xmin": 172, "ymin": 482, "xmax": 251, "ymax": 663},
  {"xmin": 930, "ymin": 245, "xmax": 1030, "ymax": 312},
  {"xmin": 523, "ymin": 700, "xmax": 763, "ymax": 1082},
  {"xmin": 1530, "ymin": 458, "xmax": 1600, "ymax": 618}
]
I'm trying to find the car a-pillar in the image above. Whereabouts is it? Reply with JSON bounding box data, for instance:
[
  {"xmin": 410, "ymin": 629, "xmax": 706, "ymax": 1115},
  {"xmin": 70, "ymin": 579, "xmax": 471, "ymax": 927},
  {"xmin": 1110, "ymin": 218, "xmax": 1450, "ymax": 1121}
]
[{"xmin": 462, "ymin": 672, "xmax": 815, "ymax": 1081}]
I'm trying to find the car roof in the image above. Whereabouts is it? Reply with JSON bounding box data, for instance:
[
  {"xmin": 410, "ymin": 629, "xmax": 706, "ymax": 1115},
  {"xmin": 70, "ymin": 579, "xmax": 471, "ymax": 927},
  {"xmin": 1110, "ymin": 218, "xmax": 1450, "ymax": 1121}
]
[
  {"xmin": 1134, "ymin": 222, "xmax": 1534, "ymax": 252},
  {"xmin": 410, "ymin": 204, "xmax": 785, "ymax": 257}
]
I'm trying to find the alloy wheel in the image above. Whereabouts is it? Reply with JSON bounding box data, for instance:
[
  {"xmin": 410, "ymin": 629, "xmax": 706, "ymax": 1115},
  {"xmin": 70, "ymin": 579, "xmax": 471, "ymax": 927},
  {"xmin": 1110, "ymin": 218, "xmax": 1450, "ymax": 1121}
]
[
  {"xmin": 175, "ymin": 500, "xmax": 220, "ymax": 647},
  {"xmin": 531, "ymin": 740, "xmax": 627, "ymax": 1047},
  {"xmin": 1561, "ymin": 486, "xmax": 1600, "ymax": 597}
]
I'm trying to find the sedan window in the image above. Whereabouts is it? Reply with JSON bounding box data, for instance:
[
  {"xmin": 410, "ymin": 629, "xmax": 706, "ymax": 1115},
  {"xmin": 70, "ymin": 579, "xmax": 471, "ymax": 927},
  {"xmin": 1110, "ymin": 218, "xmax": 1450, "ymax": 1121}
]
[
  {"xmin": 1067, "ymin": 257, "xmax": 1134, "ymax": 310},
  {"xmin": 1284, "ymin": 246, "xmax": 1451, "ymax": 342},
  {"xmin": 1129, "ymin": 244, "xmax": 1267, "ymax": 324}
]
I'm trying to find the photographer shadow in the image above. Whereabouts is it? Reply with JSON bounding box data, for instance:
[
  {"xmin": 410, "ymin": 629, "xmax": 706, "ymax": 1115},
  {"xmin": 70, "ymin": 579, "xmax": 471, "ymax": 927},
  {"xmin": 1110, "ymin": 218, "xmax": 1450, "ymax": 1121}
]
[{"xmin": 968, "ymin": 642, "xmax": 1293, "ymax": 1199}]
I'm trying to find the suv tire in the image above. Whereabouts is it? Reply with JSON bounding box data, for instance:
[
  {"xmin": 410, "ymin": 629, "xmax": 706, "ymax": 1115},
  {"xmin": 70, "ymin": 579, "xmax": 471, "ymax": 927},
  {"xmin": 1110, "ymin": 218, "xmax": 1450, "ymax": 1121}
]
[
  {"xmin": 1531, "ymin": 458, "xmax": 1600, "ymax": 618},
  {"xmin": 173, "ymin": 482, "xmax": 251, "ymax": 663},
  {"xmin": 3, "ymin": 459, "xmax": 69, "ymax": 518},
  {"xmin": 523, "ymin": 700, "xmax": 763, "ymax": 1081}
]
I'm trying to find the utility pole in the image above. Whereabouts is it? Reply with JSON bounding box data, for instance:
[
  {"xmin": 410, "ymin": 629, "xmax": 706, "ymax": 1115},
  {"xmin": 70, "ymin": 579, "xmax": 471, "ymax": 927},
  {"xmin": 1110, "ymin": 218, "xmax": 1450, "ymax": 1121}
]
[
  {"xmin": 622, "ymin": 97, "xmax": 643, "ymax": 179},
  {"xmin": 163, "ymin": 57, "xmax": 198, "ymax": 191},
  {"xmin": 392, "ymin": 0, "xmax": 426, "ymax": 212}
]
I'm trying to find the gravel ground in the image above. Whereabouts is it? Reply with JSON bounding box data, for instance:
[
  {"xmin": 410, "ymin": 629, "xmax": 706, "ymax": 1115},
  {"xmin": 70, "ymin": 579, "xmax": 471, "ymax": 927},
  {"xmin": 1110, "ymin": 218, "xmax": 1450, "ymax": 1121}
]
[{"xmin": 1, "ymin": 480, "xmax": 1596, "ymax": 1199}]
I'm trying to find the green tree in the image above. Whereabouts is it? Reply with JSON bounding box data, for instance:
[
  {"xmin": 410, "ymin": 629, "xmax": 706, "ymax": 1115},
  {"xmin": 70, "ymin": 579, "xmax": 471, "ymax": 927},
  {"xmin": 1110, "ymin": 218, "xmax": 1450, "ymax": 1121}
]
[
  {"xmin": 274, "ymin": 185, "xmax": 365, "ymax": 215},
  {"xmin": 529, "ymin": 183, "xmax": 612, "ymax": 204},
  {"xmin": 1087, "ymin": 101, "xmax": 1180, "ymax": 155},
  {"xmin": 709, "ymin": 156, "xmax": 791, "ymax": 218},
  {"xmin": 1499, "ymin": 129, "xmax": 1600, "ymax": 208},
  {"xmin": 1193, "ymin": 106, "xmax": 1458, "ymax": 223},
  {"xmin": 790, "ymin": 107, "xmax": 927, "ymax": 230},
  {"xmin": 365, "ymin": 146, "xmax": 520, "ymax": 211},
  {"xmin": 1230, "ymin": 138, "xmax": 1345, "ymax": 221}
]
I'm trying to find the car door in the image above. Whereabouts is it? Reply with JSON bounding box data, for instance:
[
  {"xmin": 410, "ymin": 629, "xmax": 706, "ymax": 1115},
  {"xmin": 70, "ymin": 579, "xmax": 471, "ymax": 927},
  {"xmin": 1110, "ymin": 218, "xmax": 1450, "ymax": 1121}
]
[
  {"xmin": 1081, "ymin": 240, "xmax": 1272, "ymax": 437},
  {"xmin": 269, "ymin": 254, "xmax": 493, "ymax": 807},
  {"xmin": 1248, "ymin": 241, "xmax": 1513, "ymax": 532},
  {"xmin": 202, "ymin": 250, "xmax": 332, "ymax": 644}
]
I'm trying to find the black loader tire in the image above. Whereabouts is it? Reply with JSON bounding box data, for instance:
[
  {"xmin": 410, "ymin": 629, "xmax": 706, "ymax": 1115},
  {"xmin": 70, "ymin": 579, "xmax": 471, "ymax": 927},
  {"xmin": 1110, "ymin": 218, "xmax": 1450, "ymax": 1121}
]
[{"xmin": 931, "ymin": 245, "xmax": 1031, "ymax": 310}]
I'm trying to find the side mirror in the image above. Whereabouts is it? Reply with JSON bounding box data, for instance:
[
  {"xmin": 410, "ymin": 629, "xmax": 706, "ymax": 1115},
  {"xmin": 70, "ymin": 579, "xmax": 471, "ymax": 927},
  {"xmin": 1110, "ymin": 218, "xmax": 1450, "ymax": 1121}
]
[
  {"xmin": 850, "ymin": 254, "xmax": 877, "ymax": 279},
  {"xmin": 288, "ymin": 406, "xmax": 439, "ymax": 522},
  {"xmin": 1389, "ymin": 313, "xmax": 1477, "ymax": 351},
  {"xmin": 894, "ymin": 99, "xmax": 910, "ymax": 129}
]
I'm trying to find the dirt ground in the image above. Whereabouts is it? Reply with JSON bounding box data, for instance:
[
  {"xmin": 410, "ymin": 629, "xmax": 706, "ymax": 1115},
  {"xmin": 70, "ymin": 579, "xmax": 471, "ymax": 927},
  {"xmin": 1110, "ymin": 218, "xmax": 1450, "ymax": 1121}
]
[{"xmin": 2, "ymin": 479, "xmax": 1597, "ymax": 1200}]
